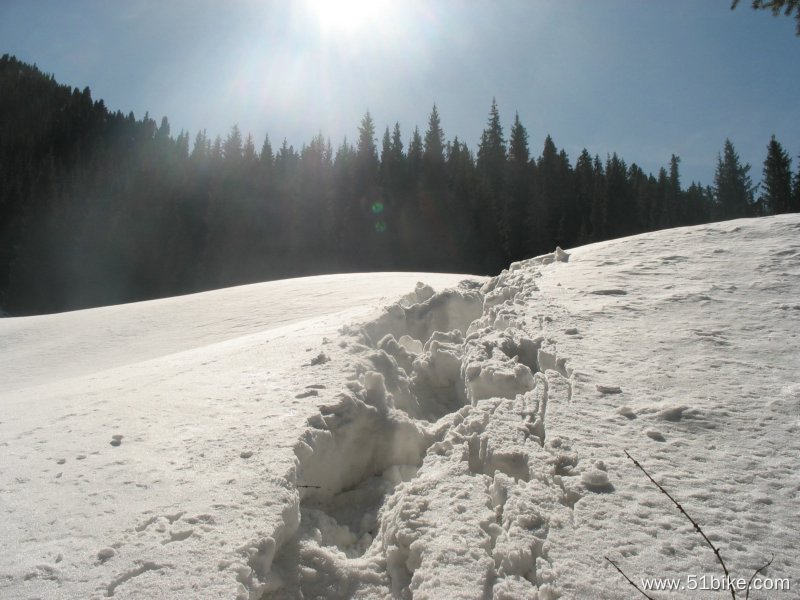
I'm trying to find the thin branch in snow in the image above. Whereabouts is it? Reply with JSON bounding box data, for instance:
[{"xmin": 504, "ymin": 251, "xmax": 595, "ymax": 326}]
[
  {"xmin": 745, "ymin": 554, "xmax": 774, "ymax": 600},
  {"xmin": 624, "ymin": 450, "xmax": 736, "ymax": 600},
  {"xmin": 604, "ymin": 556, "xmax": 655, "ymax": 599}
]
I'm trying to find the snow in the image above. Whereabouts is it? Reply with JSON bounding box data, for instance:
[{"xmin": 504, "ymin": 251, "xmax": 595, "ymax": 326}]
[{"xmin": 3, "ymin": 215, "xmax": 800, "ymax": 599}]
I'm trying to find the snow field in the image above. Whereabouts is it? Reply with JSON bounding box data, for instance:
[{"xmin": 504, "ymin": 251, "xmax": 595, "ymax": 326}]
[{"xmin": 3, "ymin": 216, "xmax": 799, "ymax": 599}]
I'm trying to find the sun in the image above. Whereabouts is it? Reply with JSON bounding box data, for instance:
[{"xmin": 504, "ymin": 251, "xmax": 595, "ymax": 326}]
[{"xmin": 307, "ymin": 0, "xmax": 389, "ymax": 34}]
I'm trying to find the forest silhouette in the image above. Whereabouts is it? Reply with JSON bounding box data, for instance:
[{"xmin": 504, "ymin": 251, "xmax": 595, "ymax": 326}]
[{"xmin": 2, "ymin": 55, "xmax": 798, "ymax": 315}]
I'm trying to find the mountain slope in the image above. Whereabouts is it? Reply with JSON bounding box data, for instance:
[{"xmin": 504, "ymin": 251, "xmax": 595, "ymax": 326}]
[{"xmin": 2, "ymin": 216, "xmax": 799, "ymax": 599}]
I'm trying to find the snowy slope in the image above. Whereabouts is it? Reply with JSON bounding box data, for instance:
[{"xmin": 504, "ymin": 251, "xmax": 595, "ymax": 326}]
[
  {"xmin": 2, "ymin": 216, "xmax": 800, "ymax": 599},
  {"xmin": 0, "ymin": 273, "xmax": 477, "ymax": 599}
]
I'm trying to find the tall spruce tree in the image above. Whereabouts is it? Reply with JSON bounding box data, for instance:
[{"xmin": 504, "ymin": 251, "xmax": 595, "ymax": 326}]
[
  {"xmin": 422, "ymin": 105, "xmax": 446, "ymax": 189},
  {"xmin": 665, "ymin": 154, "xmax": 684, "ymax": 226},
  {"xmin": 506, "ymin": 113, "xmax": 531, "ymax": 260},
  {"xmin": 760, "ymin": 135, "xmax": 793, "ymax": 214},
  {"xmin": 355, "ymin": 111, "xmax": 378, "ymax": 186},
  {"xmin": 793, "ymin": 157, "xmax": 800, "ymax": 211},
  {"xmin": 476, "ymin": 99, "xmax": 508, "ymax": 260},
  {"xmin": 223, "ymin": 125, "xmax": 243, "ymax": 163},
  {"xmin": 574, "ymin": 149, "xmax": 594, "ymax": 243},
  {"xmin": 407, "ymin": 126, "xmax": 423, "ymax": 186},
  {"xmin": 260, "ymin": 134, "xmax": 274, "ymax": 168},
  {"xmin": 713, "ymin": 139, "xmax": 755, "ymax": 218}
]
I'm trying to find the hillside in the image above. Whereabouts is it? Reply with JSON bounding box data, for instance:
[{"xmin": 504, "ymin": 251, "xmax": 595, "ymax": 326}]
[{"xmin": 1, "ymin": 215, "xmax": 799, "ymax": 599}]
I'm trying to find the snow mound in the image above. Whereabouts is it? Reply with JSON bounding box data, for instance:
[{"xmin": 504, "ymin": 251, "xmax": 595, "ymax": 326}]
[{"xmin": 255, "ymin": 273, "xmax": 579, "ymax": 599}]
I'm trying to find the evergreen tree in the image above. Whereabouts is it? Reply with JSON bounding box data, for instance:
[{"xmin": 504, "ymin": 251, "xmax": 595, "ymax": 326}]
[
  {"xmin": 506, "ymin": 113, "xmax": 531, "ymax": 260},
  {"xmin": 665, "ymin": 154, "xmax": 684, "ymax": 226},
  {"xmin": 260, "ymin": 134, "xmax": 274, "ymax": 168},
  {"xmin": 605, "ymin": 153, "xmax": 635, "ymax": 237},
  {"xmin": 731, "ymin": 0, "xmax": 800, "ymax": 35},
  {"xmin": 407, "ymin": 126, "xmax": 423, "ymax": 184},
  {"xmin": 243, "ymin": 134, "xmax": 257, "ymax": 163},
  {"xmin": 793, "ymin": 157, "xmax": 800, "ymax": 212},
  {"xmin": 191, "ymin": 130, "xmax": 209, "ymax": 162},
  {"xmin": 590, "ymin": 155, "xmax": 607, "ymax": 241},
  {"xmin": 422, "ymin": 104, "xmax": 446, "ymax": 189},
  {"xmin": 477, "ymin": 99, "xmax": 507, "ymax": 188},
  {"xmin": 476, "ymin": 99, "xmax": 508, "ymax": 260},
  {"xmin": 713, "ymin": 139, "xmax": 756, "ymax": 218},
  {"xmin": 760, "ymin": 135, "xmax": 793, "ymax": 214},
  {"xmin": 355, "ymin": 110, "xmax": 378, "ymax": 185},
  {"xmin": 223, "ymin": 125, "xmax": 243, "ymax": 162},
  {"xmin": 380, "ymin": 126, "xmax": 392, "ymax": 182},
  {"xmin": 574, "ymin": 149, "xmax": 594, "ymax": 242}
]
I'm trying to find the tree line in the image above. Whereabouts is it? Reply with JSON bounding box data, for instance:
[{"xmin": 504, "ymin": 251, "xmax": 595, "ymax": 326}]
[{"xmin": 1, "ymin": 54, "xmax": 798, "ymax": 315}]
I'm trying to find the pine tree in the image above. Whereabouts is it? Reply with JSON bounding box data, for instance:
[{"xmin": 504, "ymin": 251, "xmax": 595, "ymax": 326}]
[
  {"xmin": 605, "ymin": 153, "xmax": 634, "ymax": 237},
  {"xmin": 535, "ymin": 135, "xmax": 560, "ymax": 250},
  {"xmin": 243, "ymin": 134, "xmax": 257, "ymax": 163},
  {"xmin": 574, "ymin": 149, "xmax": 594, "ymax": 242},
  {"xmin": 407, "ymin": 126, "xmax": 423, "ymax": 185},
  {"xmin": 355, "ymin": 111, "xmax": 378, "ymax": 186},
  {"xmin": 475, "ymin": 99, "xmax": 508, "ymax": 260},
  {"xmin": 713, "ymin": 139, "xmax": 756, "ymax": 218},
  {"xmin": 760, "ymin": 135, "xmax": 793, "ymax": 214},
  {"xmin": 390, "ymin": 123, "xmax": 406, "ymax": 188},
  {"xmin": 590, "ymin": 155, "xmax": 607, "ymax": 241},
  {"xmin": 477, "ymin": 99, "xmax": 507, "ymax": 187},
  {"xmin": 260, "ymin": 134, "xmax": 274, "ymax": 166},
  {"xmin": 191, "ymin": 130, "xmax": 209, "ymax": 162},
  {"xmin": 223, "ymin": 125, "xmax": 243, "ymax": 163},
  {"xmin": 380, "ymin": 123, "xmax": 406, "ymax": 192},
  {"xmin": 380, "ymin": 126, "xmax": 392, "ymax": 181},
  {"xmin": 793, "ymin": 157, "xmax": 800, "ymax": 211},
  {"xmin": 666, "ymin": 154, "xmax": 684, "ymax": 226},
  {"xmin": 422, "ymin": 104, "xmax": 446, "ymax": 189},
  {"xmin": 731, "ymin": 0, "xmax": 800, "ymax": 36},
  {"xmin": 506, "ymin": 113, "xmax": 531, "ymax": 260}
]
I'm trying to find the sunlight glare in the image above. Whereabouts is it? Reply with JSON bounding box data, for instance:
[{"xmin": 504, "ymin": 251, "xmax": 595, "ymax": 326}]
[{"xmin": 307, "ymin": 0, "xmax": 391, "ymax": 34}]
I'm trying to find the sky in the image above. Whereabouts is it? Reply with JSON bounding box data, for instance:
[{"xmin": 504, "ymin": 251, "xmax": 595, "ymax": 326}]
[{"xmin": 1, "ymin": 0, "xmax": 798, "ymax": 186}]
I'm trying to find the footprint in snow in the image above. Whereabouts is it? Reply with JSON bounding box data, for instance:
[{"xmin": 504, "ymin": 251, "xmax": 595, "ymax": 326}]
[
  {"xmin": 97, "ymin": 548, "xmax": 115, "ymax": 563},
  {"xmin": 305, "ymin": 352, "xmax": 330, "ymax": 366},
  {"xmin": 110, "ymin": 434, "xmax": 123, "ymax": 447},
  {"xmin": 657, "ymin": 405, "xmax": 689, "ymax": 422},
  {"xmin": 617, "ymin": 406, "xmax": 637, "ymax": 419},
  {"xmin": 597, "ymin": 384, "xmax": 622, "ymax": 395},
  {"xmin": 646, "ymin": 429, "xmax": 666, "ymax": 442},
  {"xmin": 295, "ymin": 390, "xmax": 319, "ymax": 398}
]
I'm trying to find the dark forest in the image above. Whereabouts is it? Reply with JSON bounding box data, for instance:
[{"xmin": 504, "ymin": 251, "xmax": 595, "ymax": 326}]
[{"xmin": 2, "ymin": 55, "xmax": 798, "ymax": 315}]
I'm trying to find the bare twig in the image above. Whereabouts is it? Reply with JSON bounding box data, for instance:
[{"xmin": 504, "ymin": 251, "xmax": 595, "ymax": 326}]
[
  {"xmin": 745, "ymin": 554, "xmax": 774, "ymax": 600},
  {"xmin": 604, "ymin": 556, "xmax": 655, "ymax": 599},
  {"xmin": 297, "ymin": 484, "xmax": 321, "ymax": 489},
  {"xmin": 624, "ymin": 450, "xmax": 736, "ymax": 600}
]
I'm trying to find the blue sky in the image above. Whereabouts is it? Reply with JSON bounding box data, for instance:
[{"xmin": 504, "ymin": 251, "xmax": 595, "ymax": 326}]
[{"xmin": 1, "ymin": 0, "xmax": 798, "ymax": 185}]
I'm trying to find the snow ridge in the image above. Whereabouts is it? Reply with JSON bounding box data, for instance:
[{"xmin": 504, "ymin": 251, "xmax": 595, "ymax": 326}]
[{"xmin": 246, "ymin": 249, "xmax": 590, "ymax": 599}]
